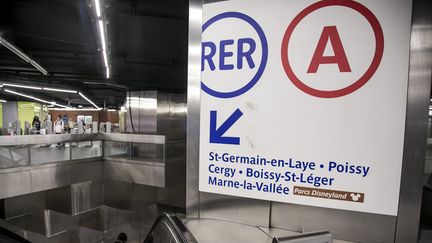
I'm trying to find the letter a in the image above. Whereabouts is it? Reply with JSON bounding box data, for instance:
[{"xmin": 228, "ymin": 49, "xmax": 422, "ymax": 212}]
[{"xmin": 307, "ymin": 26, "xmax": 351, "ymax": 73}]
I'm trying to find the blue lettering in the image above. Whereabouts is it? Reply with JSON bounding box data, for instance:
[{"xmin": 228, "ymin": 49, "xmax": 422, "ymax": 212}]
[
  {"xmin": 237, "ymin": 38, "xmax": 256, "ymax": 69},
  {"xmin": 202, "ymin": 41, "xmax": 216, "ymax": 71},
  {"xmin": 219, "ymin": 39, "xmax": 235, "ymax": 70}
]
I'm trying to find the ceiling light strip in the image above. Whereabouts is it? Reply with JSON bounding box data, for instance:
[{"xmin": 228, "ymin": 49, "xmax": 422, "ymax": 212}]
[
  {"xmin": 98, "ymin": 20, "xmax": 107, "ymax": 52},
  {"xmin": 48, "ymin": 108, "xmax": 102, "ymax": 111},
  {"xmin": 94, "ymin": 0, "xmax": 101, "ymax": 18},
  {"xmin": 79, "ymin": 92, "xmax": 100, "ymax": 109},
  {"xmin": 3, "ymin": 83, "xmax": 42, "ymax": 90},
  {"xmin": 0, "ymin": 37, "xmax": 48, "ymax": 76},
  {"xmin": 43, "ymin": 87, "xmax": 77, "ymax": 93},
  {"xmin": 5, "ymin": 89, "xmax": 69, "ymax": 108}
]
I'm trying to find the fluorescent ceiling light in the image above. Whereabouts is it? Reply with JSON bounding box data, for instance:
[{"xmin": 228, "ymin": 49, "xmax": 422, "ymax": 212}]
[
  {"xmin": 79, "ymin": 92, "xmax": 100, "ymax": 109},
  {"xmin": 5, "ymin": 89, "xmax": 69, "ymax": 108},
  {"xmin": 3, "ymin": 83, "xmax": 42, "ymax": 90},
  {"xmin": 103, "ymin": 50, "xmax": 108, "ymax": 68},
  {"xmin": 106, "ymin": 67, "xmax": 110, "ymax": 79},
  {"xmin": 43, "ymin": 87, "xmax": 77, "ymax": 93},
  {"xmin": 94, "ymin": 0, "xmax": 101, "ymax": 18},
  {"xmin": 0, "ymin": 99, "xmax": 7, "ymax": 103},
  {"xmin": 98, "ymin": 20, "xmax": 106, "ymax": 51},
  {"xmin": 48, "ymin": 107, "xmax": 102, "ymax": 111},
  {"xmin": 0, "ymin": 37, "xmax": 31, "ymax": 61},
  {"xmin": 0, "ymin": 37, "xmax": 48, "ymax": 76},
  {"xmin": 107, "ymin": 109, "xmax": 116, "ymax": 112},
  {"xmin": 30, "ymin": 60, "xmax": 48, "ymax": 75}
]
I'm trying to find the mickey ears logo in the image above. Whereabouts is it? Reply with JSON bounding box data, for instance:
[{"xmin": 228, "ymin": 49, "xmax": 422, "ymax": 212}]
[{"xmin": 350, "ymin": 193, "xmax": 361, "ymax": 201}]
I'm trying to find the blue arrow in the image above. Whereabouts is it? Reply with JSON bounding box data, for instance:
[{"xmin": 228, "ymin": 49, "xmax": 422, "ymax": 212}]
[{"xmin": 210, "ymin": 108, "xmax": 243, "ymax": 145}]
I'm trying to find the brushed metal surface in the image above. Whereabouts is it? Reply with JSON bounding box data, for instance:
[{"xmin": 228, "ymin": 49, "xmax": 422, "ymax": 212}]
[
  {"xmin": 183, "ymin": 218, "xmax": 273, "ymax": 243},
  {"xmin": 45, "ymin": 181, "xmax": 103, "ymax": 215},
  {"xmin": 1, "ymin": 191, "xmax": 46, "ymax": 219},
  {"xmin": 186, "ymin": 0, "xmax": 203, "ymax": 219},
  {"xmin": 101, "ymin": 133, "xmax": 167, "ymax": 144},
  {"xmin": 30, "ymin": 161, "xmax": 103, "ymax": 193},
  {"xmin": 7, "ymin": 210, "xmax": 76, "ymax": 237},
  {"xmin": 124, "ymin": 91, "xmax": 186, "ymax": 138},
  {"xmin": 0, "ymin": 132, "xmax": 171, "ymax": 146},
  {"xmin": 25, "ymin": 229, "xmax": 80, "ymax": 243},
  {"xmin": 103, "ymin": 180, "xmax": 133, "ymax": 210},
  {"xmin": 103, "ymin": 160, "xmax": 165, "ymax": 187},
  {"xmin": 396, "ymin": 0, "xmax": 432, "ymax": 242},
  {"xmin": 0, "ymin": 133, "xmax": 100, "ymax": 146},
  {"xmin": 270, "ymin": 203, "xmax": 395, "ymax": 242},
  {"xmin": 0, "ymin": 170, "xmax": 31, "ymax": 199},
  {"xmin": 199, "ymin": 192, "xmax": 271, "ymax": 227},
  {"xmin": 77, "ymin": 206, "xmax": 131, "ymax": 233}
]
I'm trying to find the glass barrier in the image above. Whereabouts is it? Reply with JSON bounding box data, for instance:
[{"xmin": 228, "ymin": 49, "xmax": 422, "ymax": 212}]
[
  {"xmin": 104, "ymin": 141, "xmax": 128, "ymax": 157},
  {"xmin": 0, "ymin": 146, "xmax": 29, "ymax": 168},
  {"xmin": 71, "ymin": 141, "xmax": 102, "ymax": 160},
  {"xmin": 0, "ymin": 134, "xmax": 185, "ymax": 169},
  {"xmin": 30, "ymin": 144, "xmax": 70, "ymax": 165}
]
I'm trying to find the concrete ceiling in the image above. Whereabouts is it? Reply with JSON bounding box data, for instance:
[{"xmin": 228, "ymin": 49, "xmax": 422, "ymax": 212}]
[{"xmin": 0, "ymin": 0, "xmax": 189, "ymax": 108}]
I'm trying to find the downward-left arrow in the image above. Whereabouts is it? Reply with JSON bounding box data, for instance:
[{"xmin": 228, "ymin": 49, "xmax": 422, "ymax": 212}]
[{"xmin": 210, "ymin": 108, "xmax": 243, "ymax": 145}]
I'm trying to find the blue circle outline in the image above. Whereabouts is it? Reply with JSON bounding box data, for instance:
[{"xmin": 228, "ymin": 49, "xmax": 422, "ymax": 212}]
[{"xmin": 201, "ymin": 12, "xmax": 268, "ymax": 98}]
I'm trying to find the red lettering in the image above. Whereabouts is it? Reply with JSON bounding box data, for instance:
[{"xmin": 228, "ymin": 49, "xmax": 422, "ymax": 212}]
[{"xmin": 307, "ymin": 26, "xmax": 351, "ymax": 73}]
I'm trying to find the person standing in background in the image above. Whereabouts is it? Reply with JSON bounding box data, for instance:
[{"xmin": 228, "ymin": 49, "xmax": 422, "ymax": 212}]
[
  {"xmin": 68, "ymin": 118, "xmax": 75, "ymax": 133},
  {"xmin": 54, "ymin": 115, "xmax": 64, "ymax": 148},
  {"xmin": 32, "ymin": 116, "xmax": 41, "ymax": 134},
  {"xmin": 54, "ymin": 115, "xmax": 64, "ymax": 134}
]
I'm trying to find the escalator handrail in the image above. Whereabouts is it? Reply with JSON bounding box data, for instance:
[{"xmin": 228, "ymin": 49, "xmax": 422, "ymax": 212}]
[{"xmin": 143, "ymin": 212, "xmax": 197, "ymax": 243}]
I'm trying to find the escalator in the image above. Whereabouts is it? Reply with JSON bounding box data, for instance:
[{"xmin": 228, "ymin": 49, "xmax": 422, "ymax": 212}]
[{"xmin": 143, "ymin": 212, "xmax": 198, "ymax": 243}]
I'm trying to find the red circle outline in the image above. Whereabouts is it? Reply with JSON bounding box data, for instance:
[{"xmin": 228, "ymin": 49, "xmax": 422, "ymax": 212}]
[{"xmin": 281, "ymin": 0, "xmax": 384, "ymax": 98}]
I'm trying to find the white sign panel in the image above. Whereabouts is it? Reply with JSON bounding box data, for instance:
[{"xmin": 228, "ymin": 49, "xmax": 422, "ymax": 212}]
[{"xmin": 199, "ymin": 0, "xmax": 412, "ymax": 216}]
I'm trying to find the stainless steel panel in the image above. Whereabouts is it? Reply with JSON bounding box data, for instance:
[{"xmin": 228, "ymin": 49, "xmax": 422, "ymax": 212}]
[
  {"xmin": 1, "ymin": 191, "xmax": 46, "ymax": 219},
  {"xmin": 131, "ymin": 184, "xmax": 157, "ymax": 210},
  {"xmin": 102, "ymin": 132, "xmax": 166, "ymax": 144},
  {"xmin": 199, "ymin": 192, "xmax": 270, "ymax": 227},
  {"xmin": 0, "ymin": 170, "xmax": 31, "ymax": 199},
  {"xmin": 30, "ymin": 161, "xmax": 103, "ymax": 193},
  {"xmin": 77, "ymin": 206, "xmax": 131, "ymax": 233},
  {"xmin": 140, "ymin": 91, "xmax": 158, "ymax": 134},
  {"xmin": 271, "ymin": 203, "xmax": 395, "ymax": 242},
  {"xmin": 396, "ymin": 0, "xmax": 432, "ymax": 242},
  {"xmin": 259, "ymin": 227, "xmax": 301, "ymax": 239},
  {"xmin": 158, "ymin": 164, "xmax": 186, "ymax": 208},
  {"xmin": 103, "ymin": 180, "xmax": 133, "ymax": 210},
  {"xmin": 183, "ymin": 218, "xmax": 273, "ymax": 243},
  {"xmin": 0, "ymin": 218, "xmax": 26, "ymax": 239},
  {"xmin": 186, "ymin": 0, "xmax": 203, "ymax": 219},
  {"xmin": 25, "ymin": 229, "xmax": 80, "ymax": 243},
  {"xmin": 7, "ymin": 210, "xmax": 76, "ymax": 237},
  {"xmin": 0, "ymin": 133, "xmax": 99, "ymax": 146},
  {"xmin": 130, "ymin": 91, "xmax": 141, "ymax": 134},
  {"xmin": 46, "ymin": 181, "xmax": 103, "ymax": 215},
  {"xmin": 103, "ymin": 160, "xmax": 165, "ymax": 187},
  {"xmin": 169, "ymin": 93, "xmax": 187, "ymax": 139},
  {"xmin": 156, "ymin": 92, "xmax": 171, "ymax": 136}
]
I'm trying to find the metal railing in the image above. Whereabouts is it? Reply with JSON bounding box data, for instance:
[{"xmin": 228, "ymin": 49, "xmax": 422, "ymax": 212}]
[{"xmin": 272, "ymin": 231, "xmax": 333, "ymax": 243}]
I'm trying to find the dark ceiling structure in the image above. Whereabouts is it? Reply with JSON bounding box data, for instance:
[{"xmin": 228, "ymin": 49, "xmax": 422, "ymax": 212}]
[{"xmin": 0, "ymin": 0, "xmax": 189, "ymax": 108}]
